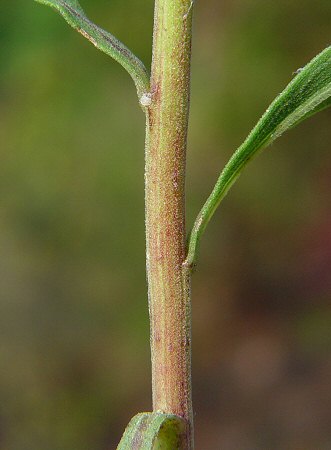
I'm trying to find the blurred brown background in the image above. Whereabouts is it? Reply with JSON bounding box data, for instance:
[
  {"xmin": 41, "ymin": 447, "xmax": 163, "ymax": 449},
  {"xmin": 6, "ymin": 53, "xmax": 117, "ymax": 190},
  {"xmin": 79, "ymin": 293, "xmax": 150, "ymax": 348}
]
[{"xmin": 1, "ymin": 1, "xmax": 331, "ymax": 449}]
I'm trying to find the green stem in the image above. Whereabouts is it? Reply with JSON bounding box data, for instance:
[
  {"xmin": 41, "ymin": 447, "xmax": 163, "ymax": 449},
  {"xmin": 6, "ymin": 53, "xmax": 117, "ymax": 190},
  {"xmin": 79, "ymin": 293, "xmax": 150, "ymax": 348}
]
[{"xmin": 144, "ymin": 0, "xmax": 194, "ymax": 448}]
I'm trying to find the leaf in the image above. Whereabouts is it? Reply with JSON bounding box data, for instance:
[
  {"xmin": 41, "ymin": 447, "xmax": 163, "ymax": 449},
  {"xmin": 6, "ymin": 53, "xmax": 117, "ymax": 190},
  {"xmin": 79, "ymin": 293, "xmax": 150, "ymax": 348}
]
[
  {"xmin": 186, "ymin": 45, "xmax": 331, "ymax": 268},
  {"xmin": 34, "ymin": 0, "xmax": 150, "ymax": 98},
  {"xmin": 117, "ymin": 412, "xmax": 186, "ymax": 450}
]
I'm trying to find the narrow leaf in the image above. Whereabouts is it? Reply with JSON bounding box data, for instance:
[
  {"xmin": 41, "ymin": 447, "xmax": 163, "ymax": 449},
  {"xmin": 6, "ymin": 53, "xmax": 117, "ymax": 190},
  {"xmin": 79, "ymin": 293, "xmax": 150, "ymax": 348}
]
[
  {"xmin": 34, "ymin": 0, "xmax": 150, "ymax": 98},
  {"xmin": 186, "ymin": 45, "xmax": 331, "ymax": 268},
  {"xmin": 117, "ymin": 412, "xmax": 186, "ymax": 450}
]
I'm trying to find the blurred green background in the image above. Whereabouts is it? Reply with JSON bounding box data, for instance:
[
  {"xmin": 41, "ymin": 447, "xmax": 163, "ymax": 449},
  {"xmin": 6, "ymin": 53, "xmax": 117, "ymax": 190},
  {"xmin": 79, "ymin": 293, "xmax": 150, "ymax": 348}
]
[{"xmin": 1, "ymin": 1, "xmax": 331, "ymax": 449}]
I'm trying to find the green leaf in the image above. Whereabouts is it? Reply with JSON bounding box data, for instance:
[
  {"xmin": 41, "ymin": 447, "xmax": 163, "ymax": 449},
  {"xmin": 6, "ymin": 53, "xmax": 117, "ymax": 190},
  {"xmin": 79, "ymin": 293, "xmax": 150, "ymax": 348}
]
[
  {"xmin": 117, "ymin": 412, "xmax": 186, "ymax": 450},
  {"xmin": 34, "ymin": 0, "xmax": 150, "ymax": 98},
  {"xmin": 186, "ymin": 45, "xmax": 331, "ymax": 268}
]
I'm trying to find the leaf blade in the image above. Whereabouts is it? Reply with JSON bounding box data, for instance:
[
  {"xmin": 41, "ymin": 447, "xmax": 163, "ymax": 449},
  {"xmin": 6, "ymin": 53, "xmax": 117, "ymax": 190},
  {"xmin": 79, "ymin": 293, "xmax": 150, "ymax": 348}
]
[
  {"xmin": 117, "ymin": 412, "xmax": 186, "ymax": 450},
  {"xmin": 186, "ymin": 45, "xmax": 331, "ymax": 268},
  {"xmin": 34, "ymin": 0, "xmax": 150, "ymax": 98}
]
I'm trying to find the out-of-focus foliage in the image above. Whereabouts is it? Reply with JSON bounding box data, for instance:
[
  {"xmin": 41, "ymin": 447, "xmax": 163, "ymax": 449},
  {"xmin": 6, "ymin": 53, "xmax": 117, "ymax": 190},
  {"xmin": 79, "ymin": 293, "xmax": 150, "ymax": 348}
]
[{"xmin": 0, "ymin": 1, "xmax": 331, "ymax": 449}]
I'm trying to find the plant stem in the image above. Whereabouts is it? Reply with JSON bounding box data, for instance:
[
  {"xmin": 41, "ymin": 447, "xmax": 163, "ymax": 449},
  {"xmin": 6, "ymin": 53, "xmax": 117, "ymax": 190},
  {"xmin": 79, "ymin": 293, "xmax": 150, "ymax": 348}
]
[{"xmin": 144, "ymin": 0, "xmax": 194, "ymax": 448}]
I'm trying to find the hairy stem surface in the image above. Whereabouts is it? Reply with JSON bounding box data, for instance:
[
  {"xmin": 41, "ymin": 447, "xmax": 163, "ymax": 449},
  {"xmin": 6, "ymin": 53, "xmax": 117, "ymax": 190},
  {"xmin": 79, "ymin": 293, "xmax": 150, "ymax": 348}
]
[{"xmin": 144, "ymin": 0, "xmax": 194, "ymax": 448}]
